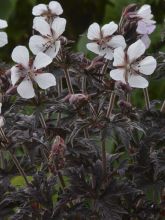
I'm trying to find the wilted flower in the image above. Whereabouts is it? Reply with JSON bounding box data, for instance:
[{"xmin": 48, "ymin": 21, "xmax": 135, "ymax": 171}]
[
  {"xmin": 110, "ymin": 39, "xmax": 157, "ymax": 88},
  {"xmin": 29, "ymin": 16, "xmax": 66, "ymax": 58},
  {"xmin": 32, "ymin": 1, "xmax": 63, "ymax": 18},
  {"xmin": 0, "ymin": 19, "xmax": 8, "ymax": 47},
  {"xmin": 10, "ymin": 46, "xmax": 56, "ymax": 99},
  {"xmin": 86, "ymin": 22, "xmax": 126, "ymax": 60}
]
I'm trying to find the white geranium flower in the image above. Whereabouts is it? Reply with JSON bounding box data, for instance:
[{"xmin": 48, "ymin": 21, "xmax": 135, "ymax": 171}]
[
  {"xmin": 0, "ymin": 19, "xmax": 8, "ymax": 47},
  {"xmin": 29, "ymin": 17, "xmax": 66, "ymax": 58},
  {"xmin": 86, "ymin": 22, "xmax": 126, "ymax": 60},
  {"xmin": 32, "ymin": 1, "xmax": 63, "ymax": 17},
  {"xmin": 11, "ymin": 46, "xmax": 56, "ymax": 99},
  {"xmin": 110, "ymin": 40, "xmax": 157, "ymax": 88}
]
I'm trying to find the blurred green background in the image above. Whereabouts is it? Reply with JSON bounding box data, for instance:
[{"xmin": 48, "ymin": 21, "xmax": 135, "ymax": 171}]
[{"xmin": 0, "ymin": 0, "xmax": 164, "ymax": 104}]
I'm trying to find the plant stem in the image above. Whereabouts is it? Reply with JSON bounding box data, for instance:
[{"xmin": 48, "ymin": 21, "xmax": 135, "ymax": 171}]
[
  {"xmin": 39, "ymin": 112, "xmax": 47, "ymax": 129},
  {"xmin": 160, "ymin": 100, "xmax": 165, "ymax": 113},
  {"xmin": 56, "ymin": 77, "xmax": 63, "ymax": 126},
  {"xmin": 143, "ymin": 88, "xmax": 150, "ymax": 110},
  {"xmin": 106, "ymin": 92, "xmax": 116, "ymax": 118},
  {"xmin": 127, "ymin": 94, "xmax": 131, "ymax": 103},
  {"xmin": 64, "ymin": 68, "xmax": 74, "ymax": 94},
  {"xmin": 82, "ymin": 76, "xmax": 87, "ymax": 94},
  {"xmin": 100, "ymin": 60, "xmax": 109, "ymax": 80},
  {"xmin": 101, "ymin": 139, "xmax": 106, "ymax": 177},
  {"xmin": 57, "ymin": 171, "xmax": 66, "ymax": 189}
]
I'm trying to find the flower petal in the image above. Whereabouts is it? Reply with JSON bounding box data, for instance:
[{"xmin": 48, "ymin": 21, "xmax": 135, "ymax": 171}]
[
  {"xmin": 33, "ymin": 52, "xmax": 52, "ymax": 70},
  {"xmin": 138, "ymin": 56, "xmax": 157, "ymax": 75},
  {"xmin": 33, "ymin": 17, "xmax": 51, "ymax": 36},
  {"xmin": 127, "ymin": 39, "xmax": 146, "ymax": 63},
  {"xmin": 0, "ymin": 19, "xmax": 8, "ymax": 29},
  {"xmin": 32, "ymin": 4, "xmax": 47, "ymax": 16},
  {"xmin": 113, "ymin": 47, "xmax": 125, "ymax": 67},
  {"xmin": 86, "ymin": 42, "xmax": 100, "ymax": 54},
  {"xmin": 34, "ymin": 72, "xmax": 56, "ymax": 89},
  {"xmin": 11, "ymin": 46, "xmax": 29, "ymax": 68},
  {"xmin": 49, "ymin": 1, "xmax": 63, "ymax": 15},
  {"xmin": 11, "ymin": 66, "xmax": 21, "ymax": 85},
  {"xmin": 137, "ymin": 4, "xmax": 153, "ymax": 20},
  {"xmin": 45, "ymin": 40, "xmax": 61, "ymax": 58},
  {"xmin": 102, "ymin": 21, "xmax": 118, "ymax": 37},
  {"xmin": 110, "ymin": 68, "xmax": 126, "ymax": 82},
  {"xmin": 140, "ymin": 35, "xmax": 151, "ymax": 49},
  {"xmin": 0, "ymin": 32, "xmax": 8, "ymax": 47},
  {"xmin": 51, "ymin": 17, "xmax": 66, "ymax": 39},
  {"xmin": 137, "ymin": 20, "xmax": 156, "ymax": 35},
  {"xmin": 17, "ymin": 79, "xmax": 35, "ymax": 99},
  {"xmin": 29, "ymin": 35, "xmax": 48, "ymax": 54},
  {"xmin": 128, "ymin": 74, "xmax": 148, "ymax": 88},
  {"xmin": 87, "ymin": 23, "xmax": 100, "ymax": 40},
  {"xmin": 108, "ymin": 35, "xmax": 126, "ymax": 49}
]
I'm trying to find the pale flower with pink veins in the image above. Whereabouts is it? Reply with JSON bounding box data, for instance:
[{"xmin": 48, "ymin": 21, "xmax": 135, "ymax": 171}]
[
  {"xmin": 0, "ymin": 19, "xmax": 8, "ymax": 47},
  {"xmin": 10, "ymin": 46, "xmax": 56, "ymax": 99},
  {"xmin": 110, "ymin": 39, "xmax": 157, "ymax": 88},
  {"xmin": 86, "ymin": 22, "xmax": 126, "ymax": 60}
]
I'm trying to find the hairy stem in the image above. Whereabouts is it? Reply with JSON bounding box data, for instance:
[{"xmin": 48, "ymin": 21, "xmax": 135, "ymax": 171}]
[
  {"xmin": 143, "ymin": 88, "xmax": 150, "ymax": 110},
  {"xmin": 160, "ymin": 100, "xmax": 165, "ymax": 113},
  {"xmin": 106, "ymin": 92, "xmax": 116, "ymax": 118},
  {"xmin": 64, "ymin": 68, "xmax": 74, "ymax": 94}
]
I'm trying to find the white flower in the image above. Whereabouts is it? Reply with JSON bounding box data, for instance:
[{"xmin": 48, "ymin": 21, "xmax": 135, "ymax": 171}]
[
  {"xmin": 110, "ymin": 39, "xmax": 157, "ymax": 88},
  {"xmin": 0, "ymin": 19, "xmax": 8, "ymax": 47},
  {"xmin": 32, "ymin": 1, "xmax": 63, "ymax": 17},
  {"xmin": 11, "ymin": 46, "xmax": 56, "ymax": 99},
  {"xmin": 86, "ymin": 22, "xmax": 126, "ymax": 60},
  {"xmin": 29, "ymin": 16, "xmax": 66, "ymax": 58}
]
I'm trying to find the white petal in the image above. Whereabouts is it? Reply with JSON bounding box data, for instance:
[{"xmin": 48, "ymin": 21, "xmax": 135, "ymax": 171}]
[
  {"xmin": 127, "ymin": 39, "xmax": 146, "ymax": 63},
  {"xmin": 138, "ymin": 56, "xmax": 157, "ymax": 75},
  {"xmin": 128, "ymin": 75, "xmax": 148, "ymax": 88},
  {"xmin": 102, "ymin": 21, "xmax": 118, "ymax": 37},
  {"xmin": 137, "ymin": 4, "xmax": 153, "ymax": 19},
  {"xmin": 34, "ymin": 73, "xmax": 56, "ymax": 89},
  {"xmin": 108, "ymin": 35, "xmax": 126, "ymax": 49},
  {"xmin": 17, "ymin": 79, "xmax": 35, "ymax": 99},
  {"xmin": 11, "ymin": 46, "xmax": 29, "ymax": 68},
  {"xmin": 33, "ymin": 52, "xmax": 52, "ymax": 70},
  {"xmin": 33, "ymin": 17, "xmax": 51, "ymax": 36},
  {"xmin": 0, "ymin": 103, "xmax": 2, "ymax": 114},
  {"xmin": 140, "ymin": 35, "xmax": 151, "ymax": 49},
  {"xmin": 49, "ymin": 1, "xmax": 63, "ymax": 15},
  {"xmin": 0, "ymin": 32, "xmax": 8, "ymax": 47},
  {"xmin": 51, "ymin": 17, "xmax": 66, "ymax": 39},
  {"xmin": 11, "ymin": 66, "xmax": 21, "ymax": 85},
  {"xmin": 0, "ymin": 19, "xmax": 8, "ymax": 29},
  {"xmin": 86, "ymin": 42, "xmax": 100, "ymax": 54},
  {"xmin": 29, "ymin": 35, "xmax": 48, "ymax": 55},
  {"xmin": 113, "ymin": 47, "xmax": 125, "ymax": 67},
  {"xmin": 110, "ymin": 68, "xmax": 126, "ymax": 83},
  {"xmin": 87, "ymin": 23, "xmax": 100, "ymax": 40},
  {"xmin": 0, "ymin": 116, "xmax": 4, "ymax": 127},
  {"xmin": 32, "ymin": 4, "xmax": 47, "ymax": 16},
  {"xmin": 45, "ymin": 40, "xmax": 61, "ymax": 58}
]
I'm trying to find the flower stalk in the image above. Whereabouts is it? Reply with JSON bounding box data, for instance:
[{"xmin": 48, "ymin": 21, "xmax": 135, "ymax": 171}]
[
  {"xmin": 106, "ymin": 92, "xmax": 116, "ymax": 118},
  {"xmin": 161, "ymin": 100, "xmax": 165, "ymax": 113},
  {"xmin": 64, "ymin": 68, "xmax": 74, "ymax": 94},
  {"xmin": 143, "ymin": 88, "xmax": 150, "ymax": 110}
]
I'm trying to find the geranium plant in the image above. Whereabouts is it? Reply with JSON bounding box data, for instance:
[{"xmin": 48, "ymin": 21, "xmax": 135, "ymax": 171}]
[{"xmin": 0, "ymin": 1, "xmax": 165, "ymax": 220}]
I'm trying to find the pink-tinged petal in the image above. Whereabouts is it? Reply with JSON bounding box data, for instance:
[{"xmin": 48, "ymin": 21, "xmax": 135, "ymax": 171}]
[
  {"xmin": 34, "ymin": 72, "xmax": 56, "ymax": 89},
  {"xmin": 29, "ymin": 35, "xmax": 48, "ymax": 55},
  {"xmin": 51, "ymin": 17, "xmax": 66, "ymax": 39},
  {"xmin": 140, "ymin": 35, "xmax": 151, "ymax": 49},
  {"xmin": 110, "ymin": 68, "xmax": 126, "ymax": 82},
  {"xmin": 45, "ymin": 40, "xmax": 61, "ymax": 58},
  {"xmin": 138, "ymin": 56, "xmax": 157, "ymax": 75},
  {"xmin": 137, "ymin": 20, "xmax": 156, "ymax": 35},
  {"xmin": 108, "ymin": 35, "xmax": 126, "ymax": 49},
  {"xmin": 87, "ymin": 23, "xmax": 100, "ymax": 40},
  {"xmin": 0, "ymin": 19, "xmax": 8, "ymax": 29},
  {"xmin": 11, "ymin": 46, "xmax": 29, "ymax": 68},
  {"xmin": 113, "ymin": 47, "xmax": 125, "ymax": 67},
  {"xmin": 127, "ymin": 39, "xmax": 145, "ymax": 63},
  {"xmin": 128, "ymin": 75, "xmax": 148, "ymax": 88},
  {"xmin": 0, "ymin": 32, "xmax": 8, "ymax": 47},
  {"xmin": 33, "ymin": 17, "xmax": 51, "ymax": 36},
  {"xmin": 33, "ymin": 52, "xmax": 52, "ymax": 70},
  {"xmin": 49, "ymin": 1, "xmax": 63, "ymax": 15},
  {"xmin": 11, "ymin": 66, "xmax": 21, "ymax": 85},
  {"xmin": 137, "ymin": 4, "xmax": 153, "ymax": 20},
  {"xmin": 17, "ymin": 79, "xmax": 35, "ymax": 99},
  {"xmin": 102, "ymin": 21, "xmax": 118, "ymax": 37},
  {"xmin": 32, "ymin": 4, "xmax": 47, "ymax": 16}
]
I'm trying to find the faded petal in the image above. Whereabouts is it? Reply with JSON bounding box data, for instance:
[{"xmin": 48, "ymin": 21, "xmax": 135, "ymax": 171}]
[
  {"xmin": 113, "ymin": 47, "xmax": 125, "ymax": 67},
  {"xmin": 102, "ymin": 21, "xmax": 118, "ymax": 37},
  {"xmin": 138, "ymin": 56, "xmax": 157, "ymax": 75},
  {"xmin": 87, "ymin": 23, "xmax": 100, "ymax": 40},
  {"xmin": 17, "ymin": 79, "xmax": 35, "ymax": 99},
  {"xmin": 51, "ymin": 17, "xmax": 66, "ymax": 39},
  {"xmin": 34, "ymin": 72, "xmax": 56, "ymax": 89},
  {"xmin": 110, "ymin": 68, "xmax": 126, "ymax": 82},
  {"xmin": 33, "ymin": 17, "xmax": 51, "ymax": 36},
  {"xmin": 127, "ymin": 39, "xmax": 146, "ymax": 63},
  {"xmin": 11, "ymin": 66, "xmax": 21, "ymax": 85},
  {"xmin": 108, "ymin": 35, "xmax": 126, "ymax": 49},
  {"xmin": 11, "ymin": 46, "xmax": 29, "ymax": 68},
  {"xmin": 29, "ymin": 35, "xmax": 48, "ymax": 55},
  {"xmin": 0, "ymin": 32, "xmax": 8, "ymax": 47},
  {"xmin": 128, "ymin": 74, "xmax": 148, "ymax": 88},
  {"xmin": 49, "ymin": 1, "xmax": 63, "ymax": 15},
  {"xmin": 33, "ymin": 52, "xmax": 52, "ymax": 70},
  {"xmin": 0, "ymin": 19, "xmax": 8, "ymax": 29}
]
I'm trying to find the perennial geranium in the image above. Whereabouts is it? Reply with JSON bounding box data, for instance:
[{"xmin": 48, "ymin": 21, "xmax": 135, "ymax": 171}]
[
  {"xmin": 29, "ymin": 16, "xmax": 66, "ymax": 58},
  {"xmin": 110, "ymin": 39, "xmax": 157, "ymax": 88},
  {"xmin": 86, "ymin": 22, "xmax": 126, "ymax": 60},
  {"xmin": 10, "ymin": 46, "xmax": 56, "ymax": 99},
  {"xmin": 0, "ymin": 19, "xmax": 8, "ymax": 47}
]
